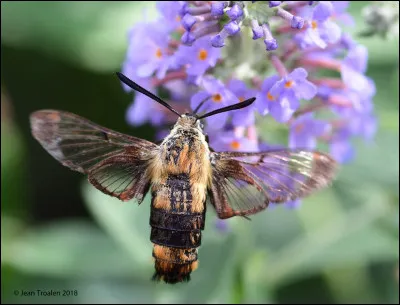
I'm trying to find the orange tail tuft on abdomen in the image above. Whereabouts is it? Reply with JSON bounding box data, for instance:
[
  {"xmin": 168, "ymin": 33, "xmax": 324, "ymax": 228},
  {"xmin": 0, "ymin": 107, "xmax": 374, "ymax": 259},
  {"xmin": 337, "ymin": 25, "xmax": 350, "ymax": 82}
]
[{"xmin": 152, "ymin": 245, "xmax": 198, "ymax": 284}]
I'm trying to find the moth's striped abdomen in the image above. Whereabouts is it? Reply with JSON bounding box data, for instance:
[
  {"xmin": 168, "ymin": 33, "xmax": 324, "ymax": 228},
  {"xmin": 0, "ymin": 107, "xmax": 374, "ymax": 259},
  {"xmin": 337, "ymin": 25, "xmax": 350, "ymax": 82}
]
[{"xmin": 150, "ymin": 172, "xmax": 206, "ymax": 284}]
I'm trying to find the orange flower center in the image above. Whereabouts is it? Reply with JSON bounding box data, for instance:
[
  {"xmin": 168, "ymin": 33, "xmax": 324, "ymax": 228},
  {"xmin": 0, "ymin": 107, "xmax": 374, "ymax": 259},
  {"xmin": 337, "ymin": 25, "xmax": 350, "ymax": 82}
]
[
  {"xmin": 239, "ymin": 96, "xmax": 245, "ymax": 102},
  {"xmin": 176, "ymin": 15, "xmax": 181, "ymax": 22},
  {"xmin": 295, "ymin": 124, "xmax": 304, "ymax": 133},
  {"xmin": 230, "ymin": 140, "xmax": 241, "ymax": 150},
  {"xmin": 267, "ymin": 92, "xmax": 275, "ymax": 101},
  {"xmin": 155, "ymin": 48, "xmax": 162, "ymax": 58},
  {"xmin": 198, "ymin": 49, "xmax": 208, "ymax": 61},
  {"xmin": 177, "ymin": 25, "xmax": 185, "ymax": 32},
  {"xmin": 285, "ymin": 80, "xmax": 294, "ymax": 88},
  {"xmin": 311, "ymin": 20, "xmax": 318, "ymax": 30},
  {"xmin": 212, "ymin": 93, "xmax": 222, "ymax": 102}
]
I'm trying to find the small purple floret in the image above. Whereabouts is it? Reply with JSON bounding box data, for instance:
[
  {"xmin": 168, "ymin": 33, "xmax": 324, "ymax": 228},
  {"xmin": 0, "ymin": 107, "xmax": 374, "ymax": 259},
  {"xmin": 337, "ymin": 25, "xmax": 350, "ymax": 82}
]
[
  {"xmin": 264, "ymin": 39, "xmax": 278, "ymax": 51},
  {"xmin": 226, "ymin": 4, "xmax": 243, "ymax": 21},
  {"xmin": 181, "ymin": 31, "xmax": 196, "ymax": 45},
  {"xmin": 211, "ymin": 34, "xmax": 225, "ymax": 47},
  {"xmin": 182, "ymin": 14, "xmax": 196, "ymax": 31},
  {"xmin": 251, "ymin": 20, "xmax": 264, "ymax": 39},
  {"xmin": 211, "ymin": 1, "xmax": 226, "ymax": 16},
  {"xmin": 224, "ymin": 21, "xmax": 240, "ymax": 35},
  {"xmin": 269, "ymin": 1, "xmax": 281, "ymax": 7},
  {"xmin": 291, "ymin": 16, "xmax": 305, "ymax": 29}
]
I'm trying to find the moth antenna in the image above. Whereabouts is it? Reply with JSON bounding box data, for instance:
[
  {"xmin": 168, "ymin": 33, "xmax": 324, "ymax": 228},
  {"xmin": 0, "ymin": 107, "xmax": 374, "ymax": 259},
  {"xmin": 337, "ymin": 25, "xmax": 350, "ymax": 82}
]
[
  {"xmin": 116, "ymin": 72, "xmax": 181, "ymax": 117},
  {"xmin": 193, "ymin": 95, "xmax": 212, "ymax": 115},
  {"xmin": 196, "ymin": 97, "xmax": 256, "ymax": 120}
]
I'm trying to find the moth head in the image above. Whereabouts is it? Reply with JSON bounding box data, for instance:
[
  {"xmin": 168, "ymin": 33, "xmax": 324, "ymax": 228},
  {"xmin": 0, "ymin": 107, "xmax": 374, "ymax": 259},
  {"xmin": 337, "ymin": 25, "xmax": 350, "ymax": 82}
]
[{"xmin": 176, "ymin": 114, "xmax": 203, "ymax": 131}]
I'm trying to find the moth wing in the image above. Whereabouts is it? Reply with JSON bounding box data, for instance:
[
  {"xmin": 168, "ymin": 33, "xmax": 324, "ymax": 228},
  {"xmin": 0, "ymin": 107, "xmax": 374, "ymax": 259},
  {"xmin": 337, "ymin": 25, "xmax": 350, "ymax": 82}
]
[
  {"xmin": 30, "ymin": 110, "xmax": 157, "ymax": 202},
  {"xmin": 209, "ymin": 149, "xmax": 338, "ymax": 219}
]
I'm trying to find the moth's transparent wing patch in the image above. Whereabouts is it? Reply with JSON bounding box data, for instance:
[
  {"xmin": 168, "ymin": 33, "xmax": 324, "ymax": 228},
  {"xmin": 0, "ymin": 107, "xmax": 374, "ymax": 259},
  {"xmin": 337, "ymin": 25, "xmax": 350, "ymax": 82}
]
[
  {"xmin": 88, "ymin": 156, "xmax": 150, "ymax": 202},
  {"xmin": 30, "ymin": 110, "xmax": 157, "ymax": 202},
  {"xmin": 209, "ymin": 150, "xmax": 337, "ymax": 219}
]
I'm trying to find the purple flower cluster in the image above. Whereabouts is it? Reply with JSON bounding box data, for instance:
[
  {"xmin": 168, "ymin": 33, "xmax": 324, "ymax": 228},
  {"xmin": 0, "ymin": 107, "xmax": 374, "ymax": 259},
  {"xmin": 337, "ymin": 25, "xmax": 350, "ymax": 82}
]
[{"xmin": 120, "ymin": 1, "xmax": 377, "ymax": 222}]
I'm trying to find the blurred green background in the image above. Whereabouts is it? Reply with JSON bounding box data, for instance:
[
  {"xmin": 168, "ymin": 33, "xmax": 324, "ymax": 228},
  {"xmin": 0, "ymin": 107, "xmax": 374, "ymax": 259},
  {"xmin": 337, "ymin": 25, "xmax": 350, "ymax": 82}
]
[{"xmin": 1, "ymin": 1, "xmax": 399, "ymax": 304}]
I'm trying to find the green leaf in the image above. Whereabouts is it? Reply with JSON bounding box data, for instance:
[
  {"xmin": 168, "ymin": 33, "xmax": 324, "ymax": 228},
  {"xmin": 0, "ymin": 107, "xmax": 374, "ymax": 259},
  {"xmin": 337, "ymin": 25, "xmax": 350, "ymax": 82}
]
[
  {"xmin": 2, "ymin": 220, "xmax": 139, "ymax": 278},
  {"xmin": 259, "ymin": 187, "xmax": 398, "ymax": 288},
  {"xmin": 246, "ymin": 1, "xmax": 276, "ymax": 25},
  {"xmin": 1, "ymin": 119, "xmax": 28, "ymax": 218},
  {"xmin": 242, "ymin": 250, "xmax": 274, "ymax": 303},
  {"xmin": 347, "ymin": 2, "xmax": 399, "ymax": 65},
  {"xmin": 337, "ymin": 131, "xmax": 399, "ymax": 193},
  {"xmin": 82, "ymin": 181, "xmax": 154, "ymax": 269},
  {"xmin": 248, "ymin": 204, "xmax": 305, "ymax": 251},
  {"xmin": 1, "ymin": 2, "xmax": 157, "ymax": 72},
  {"xmin": 256, "ymin": 114, "xmax": 289, "ymax": 146}
]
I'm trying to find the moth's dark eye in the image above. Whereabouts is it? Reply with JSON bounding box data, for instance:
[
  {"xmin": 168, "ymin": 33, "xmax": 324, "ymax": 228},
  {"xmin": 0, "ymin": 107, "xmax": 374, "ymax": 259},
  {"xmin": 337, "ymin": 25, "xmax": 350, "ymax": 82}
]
[{"xmin": 205, "ymin": 134, "xmax": 210, "ymax": 143}]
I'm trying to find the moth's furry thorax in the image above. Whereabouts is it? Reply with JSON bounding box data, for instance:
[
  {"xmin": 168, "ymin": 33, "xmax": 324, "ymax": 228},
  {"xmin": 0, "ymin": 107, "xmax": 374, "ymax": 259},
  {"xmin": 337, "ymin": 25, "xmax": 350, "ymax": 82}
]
[{"xmin": 148, "ymin": 114, "xmax": 211, "ymax": 183}]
